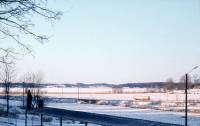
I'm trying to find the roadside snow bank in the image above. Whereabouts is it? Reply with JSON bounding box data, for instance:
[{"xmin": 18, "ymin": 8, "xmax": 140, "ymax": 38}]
[
  {"xmin": 96, "ymin": 100, "xmax": 160, "ymax": 107},
  {"xmin": 44, "ymin": 98, "xmax": 77, "ymax": 103}
]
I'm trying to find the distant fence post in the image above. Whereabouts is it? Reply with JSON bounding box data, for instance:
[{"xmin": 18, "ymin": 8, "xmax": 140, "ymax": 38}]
[
  {"xmin": 167, "ymin": 92, "xmax": 168, "ymax": 102},
  {"xmin": 25, "ymin": 110, "xmax": 27, "ymax": 126},
  {"xmin": 41, "ymin": 114, "xmax": 43, "ymax": 126}
]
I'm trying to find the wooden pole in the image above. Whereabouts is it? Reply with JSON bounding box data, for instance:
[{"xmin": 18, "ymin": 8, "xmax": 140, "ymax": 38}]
[
  {"xmin": 25, "ymin": 109, "xmax": 27, "ymax": 126},
  {"xmin": 41, "ymin": 114, "xmax": 43, "ymax": 126},
  {"xmin": 60, "ymin": 118, "xmax": 62, "ymax": 126}
]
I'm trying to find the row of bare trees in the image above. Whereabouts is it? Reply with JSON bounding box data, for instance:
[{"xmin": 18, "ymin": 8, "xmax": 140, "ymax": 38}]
[
  {"xmin": 163, "ymin": 74, "xmax": 200, "ymax": 92},
  {"xmin": 0, "ymin": 55, "xmax": 45, "ymax": 115},
  {"xmin": 20, "ymin": 71, "xmax": 45, "ymax": 108},
  {"xmin": 112, "ymin": 86, "xmax": 124, "ymax": 93},
  {"xmin": 193, "ymin": 74, "xmax": 200, "ymax": 88}
]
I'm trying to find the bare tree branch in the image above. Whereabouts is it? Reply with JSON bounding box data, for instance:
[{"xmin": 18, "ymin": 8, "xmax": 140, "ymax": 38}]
[
  {"xmin": 0, "ymin": 0, "xmax": 63, "ymax": 61},
  {"xmin": 0, "ymin": 54, "xmax": 17, "ymax": 115}
]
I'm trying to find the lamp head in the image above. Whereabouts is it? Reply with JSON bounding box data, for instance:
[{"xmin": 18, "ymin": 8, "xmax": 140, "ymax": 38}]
[
  {"xmin": 187, "ymin": 66, "xmax": 198, "ymax": 74},
  {"xmin": 194, "ymin": 66, "xmax": 198, "ymax": 69}
]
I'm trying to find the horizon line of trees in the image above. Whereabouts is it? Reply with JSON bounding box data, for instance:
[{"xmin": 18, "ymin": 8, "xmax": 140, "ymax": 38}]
[
  {"xmin": 1, "ymin": 78, "xmax": 198, "ymax": 89},
  {"xmin": 162, "ymin": 74, "xmax": 200, "ymax": 92}
]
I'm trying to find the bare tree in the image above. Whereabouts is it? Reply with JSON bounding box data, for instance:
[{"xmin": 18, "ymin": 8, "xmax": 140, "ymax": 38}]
[
  {"xmin": 26, "ymin": 72, "xmax": 36, "ymax": 94},
  {"xmin": 0, "ymin": 55, "xmax": 17, "ymax": 115},
  {"xmin": 198, "ymin": 77, "xmax": 200, "ymax": 87},
  {"xmin": 19, "ymin": 72, "xmax": 34, "ymax": 93},
  {"xmin": 34, "ymin": 71, "xmax": 45, "ymax": 108},
  {"xmin": 178, "ymin": 75, "xmax": 192, "ymax": 90},
  {"xmin": 0, "ymin": 0, "xmax": 63, "ymax": 61},
  {"xmin": 157, "ymin": 82, "xmax": 162, "ymax": 93},
  {"xmin": 20, "ymin": 71, "xmax": 45, "ymax": 108},
  {"xmin": 164, "ymin": 78, "xmax": 175, "ymax": 91},
  {"xmin": 112, "ymin": 86, "xmax": 123, "ymax": 93},
  {"xmin": 146, "ymin": 85, "xmax": 151, "ymax": 93},
  {"xmin": 193, "ymin": 74, "xmax": 199, "ymax": 88}
]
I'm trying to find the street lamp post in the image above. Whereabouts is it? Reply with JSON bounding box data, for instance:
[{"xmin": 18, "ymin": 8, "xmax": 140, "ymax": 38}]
[
  {"xmin": 23, "ymin": 82, "xmax": 24, "ymax": 109},
  {"xmin": 185, "ymin": 73, "xmax": 188, "ymax": 126},
  {"xmin": 185, "ymin": 66, "xmax": 198, "ymax": 126}
]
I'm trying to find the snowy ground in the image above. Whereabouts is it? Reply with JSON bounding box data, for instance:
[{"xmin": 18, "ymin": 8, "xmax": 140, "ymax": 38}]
[
  {"xmin": 0, "ymin": 87, "xmax": 147, "ymax": 93},
  {"xmin": 1, "ymin": 87, "xmax": 200, "ymax": 101},
  {"xmin": 0, "ymin": 116, "xmax": 97, "ymax": 126},
  {"xmin": 42, "ymin": 93, "xmax": 200, "ymax": 102},
  {"xmin": 1, "ymin": 89, "xmax": 200, "ymax": 126},
  {"xmin": 1, "ymin": 87, "xmax": 200, "ymax": 94},
  {"xmin": 0, "ymin": 96, "xmax": 200, "ymax": 126},
  {"xmin": 47, "ymin": 103, "xmax": 200, "ymax": 126}
]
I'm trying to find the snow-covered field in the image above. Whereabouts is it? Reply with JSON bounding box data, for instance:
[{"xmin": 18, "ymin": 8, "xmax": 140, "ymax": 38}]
[
  {"xmin": 2, "ymin": 87, "xmax": 200, "ymax": 101},
  {"xmin": 0, "ymin": 98, "xmax": 99, "ymax": 126},
  {"xmin": 0, "ymin": 97, "xmax": 200, "ymax": 126},
  {"xmin": 2, "ymin": 87, "xmax": 200, "ymax": 93},
  {"xmin": 42, "ymin": 93, "xmax": 200, "ymax": 102},
  {"xmin": 44, "ymin": 87, "xmax": 148, "ymax": 93},
  {"xmin": 47, "ymin": 103, "xmax": 200, "ymax": 126},
  {"xmin": 1, "ymin": 87, "xmax": 200, "ymax": 93},
  {"xmin": 0, "ymin": 87, "xmax": 147, "ymax": 93},
  {"xmin": 1, "ymin": 88, "xmax": 200, "ymax": 126}
]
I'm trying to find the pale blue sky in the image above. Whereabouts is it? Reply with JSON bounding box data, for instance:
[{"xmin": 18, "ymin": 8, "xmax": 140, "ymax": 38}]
[{"xmin": 14, "ymin": 0, "xmax": 200, "ymax": 84}]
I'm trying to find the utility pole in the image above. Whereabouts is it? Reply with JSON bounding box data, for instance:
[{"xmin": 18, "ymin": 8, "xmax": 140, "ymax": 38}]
[
  {"xmin": 23, "ymin": 82, "xmax": 24, "ymax": 108},
  {"xmin": 167, "ymin": 92, "xmax": 168, "ymax": 102},
  {"xmin": 185, "ymin": 66, "xmax": 198, "ymax": 126},
  {"xmin": 78, "ymin": 87, "xmax": 79, "ymax": 100},
  {"xmin": 25, "ymin": 108, "xmax": 27, "ymax": 126}
]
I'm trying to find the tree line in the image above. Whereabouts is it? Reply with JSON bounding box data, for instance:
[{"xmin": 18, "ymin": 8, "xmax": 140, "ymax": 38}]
[
  {"xmin": 162, "ymin": 74, "xmax": 200, "ymax": 92},
  {"xmin": 0, "ymin": 55, "xmax": 45, "ymax": 115}
]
